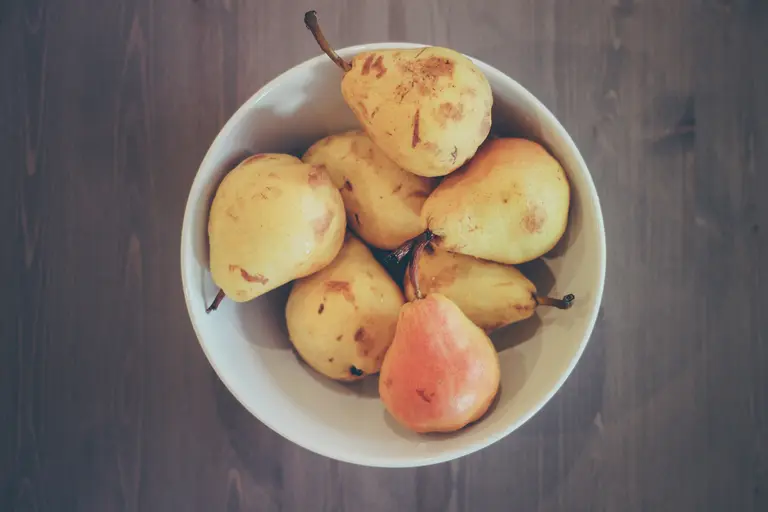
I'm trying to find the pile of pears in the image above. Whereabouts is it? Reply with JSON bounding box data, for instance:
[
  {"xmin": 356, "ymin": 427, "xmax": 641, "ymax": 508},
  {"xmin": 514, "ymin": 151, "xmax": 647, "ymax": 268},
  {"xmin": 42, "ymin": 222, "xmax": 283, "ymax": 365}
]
[{"xmin": 205, "ymin": 11, "xmax": 574, "ymax": 435}]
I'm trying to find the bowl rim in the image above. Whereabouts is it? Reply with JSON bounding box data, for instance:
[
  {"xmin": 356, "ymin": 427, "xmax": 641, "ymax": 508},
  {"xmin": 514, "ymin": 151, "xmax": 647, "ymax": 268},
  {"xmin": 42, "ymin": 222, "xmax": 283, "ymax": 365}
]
[{"xmin": 180, "ymin": 42, "xmax": 607, "ymax": 468}]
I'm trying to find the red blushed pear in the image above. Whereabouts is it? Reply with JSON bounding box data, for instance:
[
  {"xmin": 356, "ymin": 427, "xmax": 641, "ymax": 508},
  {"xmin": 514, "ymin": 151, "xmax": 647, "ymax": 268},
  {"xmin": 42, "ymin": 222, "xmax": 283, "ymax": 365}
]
[{"xmin": 379, "ymin": 233, "xmax": 501, "ymax": 433}]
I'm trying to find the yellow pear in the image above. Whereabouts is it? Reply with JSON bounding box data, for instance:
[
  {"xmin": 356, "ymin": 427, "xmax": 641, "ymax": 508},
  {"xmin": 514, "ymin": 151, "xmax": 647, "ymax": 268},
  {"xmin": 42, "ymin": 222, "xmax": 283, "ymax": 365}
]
[
  {"xmin": 286, "ymin": 233, "xmax": 404, "ymax": 381},
  {"xmin": 421, "ymin": 138, "xmax": 570, "ymax": 265},
  {"xmin": 304, "ymin": 11, "xmax": 492, "ymax": 178},
  {"xmin": 207, "ymin": 154, "xmax": 345, "ymax": 310},
  {"xmin": 302, "ymin": 130, "xmax": 437, "ymax": 250},
  {"xmin": 404, "ymin": 244, "xmax": 574, "ymax": 332}
]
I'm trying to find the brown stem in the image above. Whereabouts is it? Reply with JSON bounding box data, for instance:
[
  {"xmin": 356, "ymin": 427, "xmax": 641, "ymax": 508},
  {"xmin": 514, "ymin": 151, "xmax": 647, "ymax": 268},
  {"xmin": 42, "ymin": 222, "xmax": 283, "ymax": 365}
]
[
  {"xmin": 304, "ymin": 11, "xmax": 352, "ymax": 72},
  {"xmin": 406, "ymin": 231, "xmax": 434, "ymax": 300},
  {"xmin": 535, "ymin": 293, "xmax": 575, "ymax": 310},
  {"xmin": 384, "ymin": 229, "xmax": 435, "ymax": 266},
  {"xmin": 206, "ymin": 289, "xmax": 226, "ymax": 313},
  {"xmin": 385, "ymin": 237, "xmax": 416, "ymax": 265}
]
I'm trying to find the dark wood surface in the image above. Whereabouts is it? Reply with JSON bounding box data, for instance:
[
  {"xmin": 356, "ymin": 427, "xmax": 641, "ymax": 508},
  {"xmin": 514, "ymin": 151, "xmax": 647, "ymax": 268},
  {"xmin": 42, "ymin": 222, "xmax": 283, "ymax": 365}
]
[{"xmin": 2, "ymin": 0, "xmax": 767, "ymax": 510}]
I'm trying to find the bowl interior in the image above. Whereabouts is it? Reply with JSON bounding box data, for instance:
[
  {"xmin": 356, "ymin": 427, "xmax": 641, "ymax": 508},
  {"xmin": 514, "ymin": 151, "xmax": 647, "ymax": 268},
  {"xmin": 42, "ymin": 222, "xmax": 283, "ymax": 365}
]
[{"xmin": 181, "ymin": 44, "xmax": 605, "ymax": 467}]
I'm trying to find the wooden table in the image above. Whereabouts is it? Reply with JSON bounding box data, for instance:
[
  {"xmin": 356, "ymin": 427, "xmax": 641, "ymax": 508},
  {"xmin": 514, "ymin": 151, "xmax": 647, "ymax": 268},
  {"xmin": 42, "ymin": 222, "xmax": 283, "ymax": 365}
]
[{"xmin": 2, "ymin": 0, "xmax": 766, "ymax": 510}]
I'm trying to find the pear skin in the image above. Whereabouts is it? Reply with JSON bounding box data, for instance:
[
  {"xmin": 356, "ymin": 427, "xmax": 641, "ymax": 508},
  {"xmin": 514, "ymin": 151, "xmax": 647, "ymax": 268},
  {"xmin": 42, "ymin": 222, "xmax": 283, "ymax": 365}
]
[
  {"xmin": 303, "ymin": 130, "xmax": 436, "ymax": 250},
  {"xmin": 404, "ymin": 245, "xmax": 575, "ymax": 332},
  {"xmin": 379, "ymin": 293, "xmax": 500, "ymax": 433},
  {"xmin": 286, "ymin": 234, "xmax": 404, "ymax": 381},
  {"xmin": 341, "ymin": 47, "xmax": 493, "ymax": 178},
  {"xmin": 404, "ymin": 245, "xmax": 535, "ymax": 332},
  {"xmin": 208, "ymin": 154, "xmax": 345, "ymax": 304},
  {"xmin": 304, "ymin": 11, "xmax": 492, "ymax": 178},
  {"xmin": 422, "ymin": 138, "xmax": 570, "ymax": 264}
]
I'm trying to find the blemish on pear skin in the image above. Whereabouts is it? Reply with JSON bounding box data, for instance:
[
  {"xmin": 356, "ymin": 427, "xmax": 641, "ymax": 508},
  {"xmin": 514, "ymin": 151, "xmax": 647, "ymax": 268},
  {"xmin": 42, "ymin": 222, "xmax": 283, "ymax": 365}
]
[
  {"xmin": 361, "ymin": 54, "xmax": 375, "ymax": 75},
  {"xmin": 326, "ymin": 281, "xmax": 355, "ymax": 303},
  {"xmin": 432, "ymin": 263, "xmax": 459, "ymax": 288},
  {"xmin": 354, "ymin": 327, "xmax": 366, "ymax": 342},
  {"xmin": 318, "ymin": 303, "xmax": 325, "ymax": 314},
  {"xmin": 392, "ymin": 184, "xmax": 403, "ymax": 193},
  {"xmin": 336, "ymin": 335, "xmax": 343, "ymax": 341},
  {"xmin": 307, "ymin": 166, "xmax": 329, "ymax": 187},
  {"xmin": 439, "ymin": 102, "xmax": 464, "ymax": 122},
  {"xmin": 354, "ymin": 213, "xmax": 362, "ymax": 226},
  {"xmin": 312, "ymin": 210, "xmax": 334, "ymax": 241},
  {"xmin": 450, "ymin": 146, "xmax": 458, "ymax": 164},
  {"xmin": 229, "ymin": 265, "xmax": 269, "ymax": 284},
  {"xmin": 328, "ymin": 357, "xmax": 334, "ymax": 363},
  {"xmin": 371, "ymin": 55, "xmax": 387, "ymax": 78},
  {"xmin": 412, "ymin": 109, "xmax": 421, "ymax": 148},
  {"xmin": 343, "ymin": 180, "xmax": 354, "ymax": 191},
  {"xmin": 521, "ymin": 204, "xmax": 547, "ymax": 233},
  {"xmin": 415, "ymin": 388, "xmax": 434, "ymax": 403},
  {"xmin": 513, "ymin": 303, "xmax": 533, "ymax": 314},
  {"xmin": 384, "ymin": 378, "xmax": 393, "ymax": 388}
]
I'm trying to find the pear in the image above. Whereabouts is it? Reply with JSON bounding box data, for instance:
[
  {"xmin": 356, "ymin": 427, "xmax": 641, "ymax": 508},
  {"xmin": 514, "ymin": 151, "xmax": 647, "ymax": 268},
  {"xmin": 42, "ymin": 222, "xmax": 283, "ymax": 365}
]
[
  {"xmin": 286, "ymin": 233, "xmax": 404, "ymax": 381},
  {"xmin": 303, "ymin": 130, "xmax": 437, "ymax": 250},
  {"xmin": 404, "ymin": 243, "xmax": 574, "ymax": 332},
  {"xmin": 206, "ymin": 154, "xmax": 345, "ymax": 311},
  {"xmin": 304, "ymin": 11, "xmax": 493, "ymax": 178},
  {"xmin": 421, "ymin": 138, "xmax": 570, "ymax": 265},
  {"xmin": 379, "ymin": 235, "xmax": 500, "ymax": 433}
]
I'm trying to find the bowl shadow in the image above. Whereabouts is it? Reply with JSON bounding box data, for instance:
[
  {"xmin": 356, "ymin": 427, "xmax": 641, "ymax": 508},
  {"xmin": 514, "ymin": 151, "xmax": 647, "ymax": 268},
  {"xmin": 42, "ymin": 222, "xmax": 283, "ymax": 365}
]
[
  {"xmin": 294, "ymin": 351, "xmax": 382, "ymax": 400},
  {"xmin": 234, "ymin": 284, "xmax": 292, "ymax": 351}
]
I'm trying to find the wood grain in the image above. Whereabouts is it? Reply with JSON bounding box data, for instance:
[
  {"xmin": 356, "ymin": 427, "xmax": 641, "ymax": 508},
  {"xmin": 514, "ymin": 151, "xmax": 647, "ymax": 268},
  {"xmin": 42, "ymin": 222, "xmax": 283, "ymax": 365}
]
[{"xmin": 1, "ymin": 0, "xmax": 766, "ymax": 510}]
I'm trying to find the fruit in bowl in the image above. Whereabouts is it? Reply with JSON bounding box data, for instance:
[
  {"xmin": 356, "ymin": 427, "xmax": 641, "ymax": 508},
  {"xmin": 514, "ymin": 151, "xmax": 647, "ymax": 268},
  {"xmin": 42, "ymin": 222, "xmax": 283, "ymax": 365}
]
[{"xmin": 180, "ymin": 11, "xmax": 605, "ymax": 467}]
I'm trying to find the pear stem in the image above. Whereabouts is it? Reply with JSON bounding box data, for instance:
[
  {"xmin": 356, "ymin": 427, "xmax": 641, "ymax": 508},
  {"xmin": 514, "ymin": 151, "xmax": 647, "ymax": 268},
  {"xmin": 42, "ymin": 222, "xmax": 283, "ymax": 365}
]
[
  {"xmin": 386, "ymin": 238, "xmax": 416, "ymax": 265},
  {"xmin": 536, "ymin": 294, "xmax": 575, "ymax": 310},
  {"xmin": 385, "ymin": 229, "xmax": 434, "ymax": 265},
  {"xmin": 206, "ymin": 289, "xmax": 226, "ymax": 313},
  {"xmin": 407, "ymin": 231, "xmax": 434, "ymax": 301},
  {"xmin": 304, "ymin": 11, "xmax": 352, "ymax": 72}
]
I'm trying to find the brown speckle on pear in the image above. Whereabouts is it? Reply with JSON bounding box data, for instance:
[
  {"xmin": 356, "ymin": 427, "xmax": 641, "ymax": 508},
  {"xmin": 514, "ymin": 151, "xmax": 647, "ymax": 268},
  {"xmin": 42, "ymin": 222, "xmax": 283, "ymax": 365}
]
[
  {"xmin": 412, "ymin": 109, "xmax": 421, "ymax": 147},
  {"xmin": 521, "ymin": 204, "xmax": 547, "ymax": 233},
  {"xmin": 361, "ymin": 54, "xmax": 375, "ymax": 75},
  {"xmin": 325, "ymin": 280, "xmax": 355, "ymax": 303},
  {"xmin": 371, "ymin": 55, "xmax": 387, "ymax": 78},
  {"xmin": 439, "ymin": 102, "xmax": 464, "ymax": 124},
  {"xmin": 229, "ymin": 265, "xmax": 269, "ymax": 284}
]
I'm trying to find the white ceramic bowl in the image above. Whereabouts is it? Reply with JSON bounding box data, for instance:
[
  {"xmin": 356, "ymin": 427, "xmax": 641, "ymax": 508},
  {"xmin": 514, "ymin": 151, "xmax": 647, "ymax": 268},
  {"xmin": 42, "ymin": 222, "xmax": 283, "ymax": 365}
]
[{"xmin": 181, "ymin": 43, "xmax": 606, "ymax": 468}]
